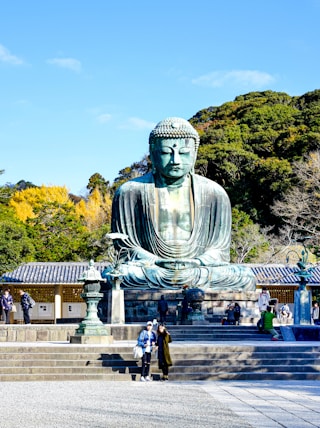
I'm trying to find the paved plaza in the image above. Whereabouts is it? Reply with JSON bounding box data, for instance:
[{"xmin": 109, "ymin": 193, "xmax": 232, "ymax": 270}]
[
  {"xmin": 0, "ymin": 340, "xmax": 320, "ymax": 427},
  {"xmin": 2, "ymin": 379, "xmax": 320, "ymax": 427}
]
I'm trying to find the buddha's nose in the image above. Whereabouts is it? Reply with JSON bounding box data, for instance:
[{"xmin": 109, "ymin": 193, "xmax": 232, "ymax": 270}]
[{"xmin": 171, "ymin": 150, "xmax": 181, "ymax": 164}]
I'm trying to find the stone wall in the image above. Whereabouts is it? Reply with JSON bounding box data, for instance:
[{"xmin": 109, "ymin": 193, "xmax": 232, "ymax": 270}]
[{"xmin": 122, "ymin": 289, "xmax": 260, "ymax": 324}]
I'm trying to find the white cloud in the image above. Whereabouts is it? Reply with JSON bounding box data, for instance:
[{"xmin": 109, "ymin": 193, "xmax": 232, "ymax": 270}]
[
  {"xmin": 0, "ymin": 44, "xmax": 24, "ymax": 65},
  {"xmin": 47, "ymin": 57, "xmax": 82, "ymax": 72},
  {"xmin": 97, "ymin": 113, "xmax": 112, "ymax": 124},
  {"xmin": 126, "ymin": 117, "xmax": 156, "ymax": 130},
  {"xmin": 192, "ymin": 70, "xmax": 275, "ymax": 88}
]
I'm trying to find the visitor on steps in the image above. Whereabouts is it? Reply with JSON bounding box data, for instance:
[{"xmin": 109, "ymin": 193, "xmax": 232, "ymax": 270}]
[
  {"xmin": 181, "ymin": 295, "xmax": 190, "ymax": 324},
  {"xmin": 156, "ymin": 323, "xmax": 172, "ymax": 381},
  {"xmin": 225, "ymin": 303, "xmax": 236, "ymax": 325},
  {"xmin": 157, "ymin": 295, "xmax": 169, "ymax": 323},
  {"xmin": 263, "ymin": 305, "xmax": 279, "ymax": 341},
  {"xmin": 234, "ymin": 302, "xmax": 241, "ymax": 325},
  {"xmin": 138, "ymin": 321, "xmax": 157, "ymax": 382},
  {"xmin": 311, "ymin": 302, "xmax": 320, "ymax": 325},
  {"xmin": 279, "ymin": 303, "xmax": 292, "ymax": 323},
  {"xmin": 257, "ymin": 287, "xmax": 270, "ymax": 332}
]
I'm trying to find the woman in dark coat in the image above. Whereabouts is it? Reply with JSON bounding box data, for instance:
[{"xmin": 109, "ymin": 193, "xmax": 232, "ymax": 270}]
[{"xmin": 156, "ymin": 323, "xmax": 172, "ymax": 381}]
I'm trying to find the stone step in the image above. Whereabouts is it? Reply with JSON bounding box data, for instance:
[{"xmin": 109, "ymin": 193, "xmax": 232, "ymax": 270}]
[
  {"xmin": 0, "ymin": 347, "xmax": 317, "ymax": 358},
  {"xmin": 1, "ymin": 371, "xmax": 319, "ymax": 382},
  {"xmin": 0, "ymin": 321, "xmax": 316, "ymax": 382},
  {"xmin": 0, "ymin": 344, "xmax": 320, "ymax": 381},
  {"xmin": 3, "ymin": 363, "xmax": 320, "ymax": 376},
  {"xmin": 1, "ymin": 356, "xmax": 320, "ymax": 369}
]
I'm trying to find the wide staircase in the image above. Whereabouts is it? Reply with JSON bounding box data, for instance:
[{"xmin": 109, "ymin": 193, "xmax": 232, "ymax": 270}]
[
  {"xmin": 168, "ymin": 324, "xmax": 282, "ymax": 341},
  {"xmin": 0, "ymin": 325, "xmax": 319, "ymax": 382}
]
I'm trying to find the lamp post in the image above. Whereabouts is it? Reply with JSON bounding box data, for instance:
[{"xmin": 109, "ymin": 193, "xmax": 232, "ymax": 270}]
[{"xmin": 286, "ymin": 242, "xmax": 313, "ymax": 325}]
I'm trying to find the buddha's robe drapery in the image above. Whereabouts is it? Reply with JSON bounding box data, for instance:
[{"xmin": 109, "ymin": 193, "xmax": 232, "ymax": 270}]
[{"xmin": 108, "ymin": 172, "xmax": 256, "ymax": 290}]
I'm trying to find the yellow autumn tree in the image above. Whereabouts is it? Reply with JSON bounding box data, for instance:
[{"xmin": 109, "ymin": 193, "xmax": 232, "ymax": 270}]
[
  {"xmin": 75, "ymin": 187, "xmax": 112, "ymax": 231},
  {"xmin": 9, "ymin": 185, "xmax": 74, "ymax": 222}
]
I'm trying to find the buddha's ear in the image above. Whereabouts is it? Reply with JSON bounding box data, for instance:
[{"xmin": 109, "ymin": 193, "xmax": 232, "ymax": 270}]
[{"xmin": 149, "ymin": 150, "xmax": 156, "ymax": 173}]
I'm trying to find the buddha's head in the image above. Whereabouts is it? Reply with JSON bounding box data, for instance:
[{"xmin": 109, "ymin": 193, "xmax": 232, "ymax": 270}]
[{"xmin": 149, "ymin": 117, "xmax": 200, "ymax": 182}]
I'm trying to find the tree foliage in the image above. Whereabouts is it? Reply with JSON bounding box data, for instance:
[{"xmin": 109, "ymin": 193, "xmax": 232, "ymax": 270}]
[
  {"xmin": 87, "ymin": 173, "xmax": 110, "ymax": 196},
  {"xmin": 111, "ymin": 154, "xmax": 151, "ymax": 194},
  {"xmin": 26, "ymin": 201, "xmax": 87, "ymax": 261},
  {"xmin": 0, "ymin": 206, "xmax": 35, "ymax": 275},
  {"xmin": 272, "ymin": 151, "xmax": 320, "ymax": 244},
  {"xmin": 231, "ymin": 208, "xmax": 268, "ymax": 263},
  {"xmin": 9, "ymin": 185, "xmax": 74, "ymax": 222},
  {"xmin": 75, "ymin": 187, "xmax": 112, "ymax": 232},
  {"xmin": 191, "ymin": 89, "xmax": 320, "ymax": 230}
]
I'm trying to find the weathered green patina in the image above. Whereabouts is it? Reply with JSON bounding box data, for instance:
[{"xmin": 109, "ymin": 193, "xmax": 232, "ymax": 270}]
[{"xmin": 106, "ymin": 117, "xmax": 256, "ymax": 290}]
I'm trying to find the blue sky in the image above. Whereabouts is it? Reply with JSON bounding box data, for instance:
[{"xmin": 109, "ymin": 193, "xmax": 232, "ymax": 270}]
[{"xmin": 1, "ymin": 0, "xmax": 320, "ymax": 195}]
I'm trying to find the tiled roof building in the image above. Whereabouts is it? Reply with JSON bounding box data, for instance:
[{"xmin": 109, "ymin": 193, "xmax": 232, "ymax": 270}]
[
  {"xmin": 0, "ymin": 262, "xmax": 108, "ymax": 284},
  {"xmin": 1, "ymin": 262, "xmax": 320, "ymax": 286},
  {"xmin": 1, "ymin": 262, "xmax": 319, "ymax": 324}
]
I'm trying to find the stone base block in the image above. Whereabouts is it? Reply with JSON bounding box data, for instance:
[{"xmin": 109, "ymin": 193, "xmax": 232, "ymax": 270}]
[
  {"xmin": 190, "ymin": 320, "xmax": 210, "ymax": 325},
  {"xmin": 69, "ymin": 335, "xmax": 113, "ymax": 344}
]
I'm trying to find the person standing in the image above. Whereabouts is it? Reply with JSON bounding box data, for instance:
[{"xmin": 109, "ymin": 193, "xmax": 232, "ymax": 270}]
[
  {"xmin": 264, "ymin": 305, "xmax": 280, "ymax": 341},
  {"xmin": 137, "ymin": 321, "xmax": 157, "ymax": 382},
  {"xmin": 311, "ymin": 302, "xmax": 320, "ymax": 325},
  {"xmin": 225, "ymin": 303, "xmax": 236, "ymax": 325},
  {"xmin": 156, "ymin": 323, "xmax": 172, "ymax": 381},
  {"xmin": 19, "ymin": 289, "xmax": 31, "ymax": 324},
  {"xmin": 181, "ymin": 295, "xmax": 189, "ymax": 324},
  {"xmin": 157, "ymin": 295, "xmax": 169, "ymax": 323},
  {"xmin": 1, "ymin": 288, "xmax": 13, "ymax": 324},
  {"xmin": 257, "ymin": 287, "xmax": 270, "ymax": 332},
  {"xmin": 234, "ymin": 302, "xmax": 241, "ymax": 325}
]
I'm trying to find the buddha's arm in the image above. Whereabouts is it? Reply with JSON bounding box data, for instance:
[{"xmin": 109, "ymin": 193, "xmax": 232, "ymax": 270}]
[
  {"xmin": 195, "ymin": 249, "xmax": 230, "ymax": 266},
  {"xmin": 193, "ymin": 181, "xmax": 231, "ymax": 266}
]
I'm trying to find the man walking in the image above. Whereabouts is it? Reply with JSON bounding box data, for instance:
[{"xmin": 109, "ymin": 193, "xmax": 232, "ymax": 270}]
[{"xmin": 19, "ymin": 289, "xmax": 31, "ymax": 324}]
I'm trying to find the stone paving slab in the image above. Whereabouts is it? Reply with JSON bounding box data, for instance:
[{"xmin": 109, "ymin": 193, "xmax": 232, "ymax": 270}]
[
  {"xmin": 2, "ymin": 381, "xmax": 251, "ymax": 428},
  {"xmin": 202, "ymin": 380, "xmax": 320, "ymax": 428},
  {"xmin": 2, "ymin": 379, "xmax": 320, "ymax": 427}
]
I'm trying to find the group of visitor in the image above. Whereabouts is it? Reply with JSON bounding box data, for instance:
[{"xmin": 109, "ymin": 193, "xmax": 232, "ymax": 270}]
[
  {"xmin": 0, "ymin": 288, "xmax": 34, "ymax": 324},
  {"xmin": 257, "ymin": 287, "xmax": 279, "ymax": 340},
  {"xmin": 223, "ymin": 302, "xmax": 241, "ymax": 325},
  {"xmin": 137, "ymin": 320, "xmax": 172, "ymax": 382},
  {"xmin": 257, "ymin": 287, "xmax": 293, "ymax": 340}
]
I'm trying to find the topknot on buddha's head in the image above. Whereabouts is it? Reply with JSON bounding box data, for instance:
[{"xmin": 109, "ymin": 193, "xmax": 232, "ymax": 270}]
[{"xmin": 149, "ymin": 117, "xmax": 200, "ymax": 150}]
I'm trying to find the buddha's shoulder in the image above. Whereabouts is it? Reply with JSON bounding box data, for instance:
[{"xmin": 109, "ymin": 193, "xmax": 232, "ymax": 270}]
[
  {"xmin": 116, "ymin": 173, "xmax": 153, "ymax": 194},
  {"xmin": 193, "ymin": 174, "xmax": 227, "ymax": 194}
]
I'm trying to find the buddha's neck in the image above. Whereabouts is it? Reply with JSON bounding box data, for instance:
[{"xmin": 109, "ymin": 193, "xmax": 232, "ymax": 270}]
[{"xmin": 154, "ymin": 173, "xmax": 191, "ymax": 188}]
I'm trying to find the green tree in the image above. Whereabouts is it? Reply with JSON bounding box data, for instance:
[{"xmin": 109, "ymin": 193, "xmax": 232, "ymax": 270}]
[
  {"xmin": 231, "ymin": 208, "xmax": 268, "ymax": 263},
  {"xmin": 87, "ymin": 173, "xmax": 110, "ymax": 196},
  {"xmin": 26, "ymin": 201, "xmax": 87, "ymax": 261},
  {"xmin": 191, "ymin": 89, "xmax": 320, "ymax": 230},
  {"xmin": 111, "ymin": 155, "xmax": 150, "ymax": 194},
  {"xmin": 0, "ymin": 207, "xmax": 35, "ymax": 275}
]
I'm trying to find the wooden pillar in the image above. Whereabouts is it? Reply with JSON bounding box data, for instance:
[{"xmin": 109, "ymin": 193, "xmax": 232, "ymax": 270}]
[{"xmin": 54, "ymin": 284, "xmax": 63, "ymax": 323}]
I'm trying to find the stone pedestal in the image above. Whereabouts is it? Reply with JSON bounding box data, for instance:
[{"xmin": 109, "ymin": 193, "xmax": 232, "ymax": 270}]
[
  {"xmin": 107, "ymin": 288, "xmax": 125, "ymax": 324},
  {"xmin": 294, "ymin": 289, "xmax": 311, "ymax": 325}
]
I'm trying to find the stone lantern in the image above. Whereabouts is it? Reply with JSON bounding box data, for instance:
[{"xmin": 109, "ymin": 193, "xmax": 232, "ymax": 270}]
[{"xmin": 70, "ymin": 260, "xmax": 113, "ymax": 344}]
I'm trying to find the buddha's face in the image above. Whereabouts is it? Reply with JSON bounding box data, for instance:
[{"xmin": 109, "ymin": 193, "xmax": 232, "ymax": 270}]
[{"xmin": 151, "ymin": 138, "xmax": 196, "ymax": 180}]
